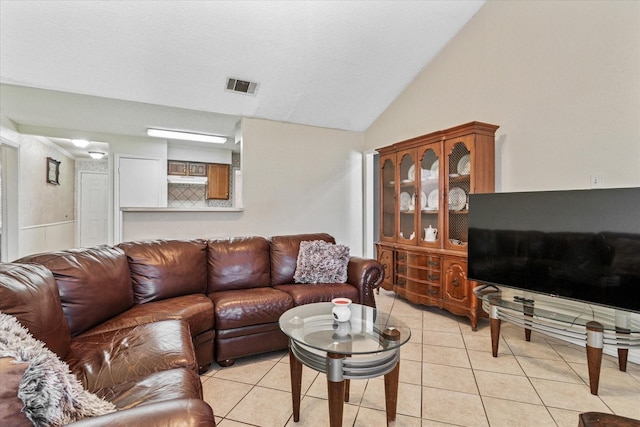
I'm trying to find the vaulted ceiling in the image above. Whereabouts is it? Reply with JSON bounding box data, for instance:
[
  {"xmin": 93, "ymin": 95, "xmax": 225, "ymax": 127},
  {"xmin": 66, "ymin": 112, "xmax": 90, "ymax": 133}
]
[{"xmin": 0, "ymin": 0, "xmax": 484, "ymax": 156}]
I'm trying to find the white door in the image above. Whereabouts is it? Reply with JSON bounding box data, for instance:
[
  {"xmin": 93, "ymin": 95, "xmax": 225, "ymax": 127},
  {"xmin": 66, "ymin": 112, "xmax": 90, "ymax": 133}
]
[{"xmin": 79, "ymin": 172, "xmax": 109, "ymax": 247}]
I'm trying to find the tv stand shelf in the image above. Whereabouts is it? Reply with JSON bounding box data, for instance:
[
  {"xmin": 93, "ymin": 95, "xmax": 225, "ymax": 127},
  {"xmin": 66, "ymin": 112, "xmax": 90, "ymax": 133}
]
[{"xmin": 474, "ymin": 286, "xmax": 640, "ymax": 396}]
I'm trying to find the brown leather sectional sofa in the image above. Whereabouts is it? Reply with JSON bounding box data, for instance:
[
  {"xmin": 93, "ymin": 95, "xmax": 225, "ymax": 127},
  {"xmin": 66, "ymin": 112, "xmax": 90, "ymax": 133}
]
[{"xmin": 0, "ymin": 233, "xmax": 383, "ymax": 426}]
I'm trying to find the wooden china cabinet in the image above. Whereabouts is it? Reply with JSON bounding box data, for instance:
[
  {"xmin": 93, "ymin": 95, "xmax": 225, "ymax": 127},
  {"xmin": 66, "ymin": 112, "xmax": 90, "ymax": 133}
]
[{"xmin": 375, "ymin": 121, "xmax": 498, "ymax": 330}]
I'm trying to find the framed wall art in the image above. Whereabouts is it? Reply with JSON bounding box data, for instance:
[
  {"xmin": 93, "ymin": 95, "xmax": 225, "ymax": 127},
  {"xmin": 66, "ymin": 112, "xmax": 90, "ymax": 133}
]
[{"xmin": 47, "ymin": 157, "xmax": 60, "ymax": 185}]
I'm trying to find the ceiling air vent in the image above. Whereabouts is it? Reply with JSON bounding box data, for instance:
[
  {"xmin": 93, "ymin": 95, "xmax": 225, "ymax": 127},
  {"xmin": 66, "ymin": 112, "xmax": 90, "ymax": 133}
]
[{"xmin": 226, "ymin": 78, "xmax": 259, "ymax": 95}]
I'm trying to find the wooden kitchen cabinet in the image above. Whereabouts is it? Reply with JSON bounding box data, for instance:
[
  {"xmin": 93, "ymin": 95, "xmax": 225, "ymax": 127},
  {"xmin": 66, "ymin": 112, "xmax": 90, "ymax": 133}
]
[
  {"xmin": 375, "ymin": 121, "xmax": 498, "ymax": 329},
  {"xmin": 188, "ymin": 162, "xmax": 207, "ymax": 176},
  {"xmin": 168, "ymin": 161, "xmax": 207, "ymax": 176},
  {"xmin": 206, "ymin": 163, "xmax": 230, "ymax": 199},
  {"xmin": 168, "ymin": 160, "xmax": 188, "ymax": 175}
]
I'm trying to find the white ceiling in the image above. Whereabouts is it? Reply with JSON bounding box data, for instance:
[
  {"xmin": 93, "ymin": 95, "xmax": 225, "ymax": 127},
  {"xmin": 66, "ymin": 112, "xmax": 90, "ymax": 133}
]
[{"xmin": 0, "ymin": 0, "xmax": 484, "ymax": 158}]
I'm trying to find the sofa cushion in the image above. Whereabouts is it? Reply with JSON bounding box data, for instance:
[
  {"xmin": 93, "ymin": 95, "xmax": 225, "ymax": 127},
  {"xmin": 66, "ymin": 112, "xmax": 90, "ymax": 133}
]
[
  {"xmin": 209, "ymin": 288, "xmax": 294, "ymax": 330},
  {"xmin": 66, "ymin": 320, "xmax": 197, "ymax": 393},
  {"xmin": 274, "ymin": 283, "xmax": 359, "ymax": 306},
  {"xmin": 17, "ymin": 246, "xmax": 134, "ymax": 337},
  {"xmin": 293, "ymin": 240, "xmax": 349, "ymax": 283},
  {"xmin": 207, "ymin": 237, "xmax": 271, "ymax": 292},
  {"xmin": 78, "ymin": 294, "xmax": 214, "ymax": 338},
  {"xmin": 0, "ymin": 357, "xmax": 31, "ymax": 427},
  {"xmin": 94, "ymin": 369, "xmax": 203, "ymax": 410},
  {"xmin": 0, "ymin": 312, "xmax": 116, "ymax": 426},
  {"xmin": 0, "ymin": 263, "xmax": 71, "ymax": 359},
  {"xmin": 270, "ymin": 233, "xmax": 335, "ymax": 286},
  {"xmin": 214, "ymin": 327, "xmax": 289, "ymax": 363},
  {"xmin": 118, "ymin": 239, "xmax": 208, "ymax": 304},
  {"xmin": 65, "ymin": 399, "xmax": 215, "ymax": 427}
]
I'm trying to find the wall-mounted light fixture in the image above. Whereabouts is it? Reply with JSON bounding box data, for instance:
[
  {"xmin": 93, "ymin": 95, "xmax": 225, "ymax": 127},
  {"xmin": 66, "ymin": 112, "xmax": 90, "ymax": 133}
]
[
  {"xmin": 88, "ymin": 151, "xmax": 106, "ymax": 160},
  {"xmin": 147, "ymin": 128, "xmax": 227, "ymax": 144}
]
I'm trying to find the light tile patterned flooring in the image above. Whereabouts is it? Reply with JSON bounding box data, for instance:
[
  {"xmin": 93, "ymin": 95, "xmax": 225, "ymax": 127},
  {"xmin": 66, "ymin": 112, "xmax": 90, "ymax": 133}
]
[{"xmin": 200, "ymin": 289, "xmax": 640, "ymax": 426}]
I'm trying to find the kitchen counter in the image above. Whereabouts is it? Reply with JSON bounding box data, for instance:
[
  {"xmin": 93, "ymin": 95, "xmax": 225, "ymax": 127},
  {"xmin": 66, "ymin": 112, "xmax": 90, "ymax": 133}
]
[{"xmin": 121, "ymin": 207, "xmax": 243, "ymax": 212}]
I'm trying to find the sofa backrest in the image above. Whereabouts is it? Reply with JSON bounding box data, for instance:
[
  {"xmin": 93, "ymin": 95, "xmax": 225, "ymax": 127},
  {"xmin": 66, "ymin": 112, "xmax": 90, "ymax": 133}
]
[
  {"xmin": 207, "ymin": 236, "xmax": 271, "ymax": 292},
  {"xmin": 17, "ymin": 246, "xmax": 134, "ymax": 337},
  {"xmin": 270, "ymin": 233, "xmax": 335, "ymax": 285},
  {"xmin": 118, "ymin": 239, "xmax": 208, "ymax": 303},
  {"xmin": 0, "ymin": 263, "xmax": 72, "ymax": 359}
]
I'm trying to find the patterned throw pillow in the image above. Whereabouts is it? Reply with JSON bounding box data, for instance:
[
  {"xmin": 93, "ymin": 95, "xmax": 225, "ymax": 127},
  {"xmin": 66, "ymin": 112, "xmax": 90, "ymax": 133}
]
[{"xmin": 293, "ymin": 240, "xmax": 350, "ymax": 283}]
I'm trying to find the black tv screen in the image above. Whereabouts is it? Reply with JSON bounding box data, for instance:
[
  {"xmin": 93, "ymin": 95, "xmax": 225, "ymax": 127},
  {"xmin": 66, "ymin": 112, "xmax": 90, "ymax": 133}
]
[{"xmin": 468, "ymin": 187, "xmax": 640, "ymax": 313}]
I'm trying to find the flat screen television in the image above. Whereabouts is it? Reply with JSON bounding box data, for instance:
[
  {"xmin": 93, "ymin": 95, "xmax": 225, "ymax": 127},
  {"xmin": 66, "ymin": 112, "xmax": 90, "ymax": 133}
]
[{"xmin": 468, "ymin": 187, "xmax": 640, "ymax": 313}]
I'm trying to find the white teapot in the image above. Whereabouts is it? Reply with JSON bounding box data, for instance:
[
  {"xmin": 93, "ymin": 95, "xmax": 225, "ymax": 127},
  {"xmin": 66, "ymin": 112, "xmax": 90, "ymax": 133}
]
[{"xmin": 425, "ymin": 225, "xmax": 438, "ymax": 242}]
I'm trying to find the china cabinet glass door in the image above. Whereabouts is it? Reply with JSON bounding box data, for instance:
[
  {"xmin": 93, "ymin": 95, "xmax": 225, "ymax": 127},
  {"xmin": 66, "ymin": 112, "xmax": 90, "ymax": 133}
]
[
  {"xmin": 445, "ymin": 138, "xmax": 472, "ymax": 251},
  {"xmin": 418, "ymin": 144, "xmax": 441, "ymax": 247},
  {"xmin": 397, "ymin": 149, "xmax": 417, "ymax": 244},
  {"xmin": 380, "ymin": 154, "xmax": 396, "ymax": 241}
]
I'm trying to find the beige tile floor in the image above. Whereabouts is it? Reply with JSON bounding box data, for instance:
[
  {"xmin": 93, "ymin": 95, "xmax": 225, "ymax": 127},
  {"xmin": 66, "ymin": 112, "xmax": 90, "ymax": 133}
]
[{"xmin": 200, "ymin": 289, "xmax": 640, "ymax": 426}]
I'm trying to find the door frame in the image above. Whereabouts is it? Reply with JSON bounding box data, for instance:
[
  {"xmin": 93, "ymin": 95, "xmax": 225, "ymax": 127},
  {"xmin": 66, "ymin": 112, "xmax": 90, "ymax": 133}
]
[
  {"xmin": 0, "ymin": 138, "xmax": 20, "ymax": 262},
  {"xmin": 363, "ymin": 150, "xmax": 379, "ymax": 259}
]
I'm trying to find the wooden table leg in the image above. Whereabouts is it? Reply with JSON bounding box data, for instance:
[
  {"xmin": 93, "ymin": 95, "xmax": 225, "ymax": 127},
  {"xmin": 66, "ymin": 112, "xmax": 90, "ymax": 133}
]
[
  {"xmin": 289, "ymin": 347, "xmax": 302, "ymax": 422},
  {"xmin": 616, "ymin": 326, "xmax": 630, "ymax": 372},
  {"xmin": 618, "ymin": 347, "xmax": 629, "ymax": 372},
  {"xmin": 523, "ymin": 303, "xmax": 534, "ymax": 342},
  {"xmin": 384, "ymin": 359, "xmax": 400, "ymax": 425},
  {"xmin": 586, "ymin": 321, "xmax": 604, "ymax": 396},
  {"xmin": 326, "ymin": 352, "xmax": 345, "ymax": 427},
  {"xmin": 489, "ymin": 303, "xmax": 501, "ymax": 357}
]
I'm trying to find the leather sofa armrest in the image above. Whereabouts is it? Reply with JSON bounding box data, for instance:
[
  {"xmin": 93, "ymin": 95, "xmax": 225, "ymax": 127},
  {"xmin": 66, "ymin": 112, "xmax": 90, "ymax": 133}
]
[
  {"xmin": 66, "ymin": 399, "xmax": 215, "ymax": 427},
  {"xmin": 346, "ymin": 257, "xmax": 384, "ymax": 308},
  {"xmin": 578, "ymin": 412, "xmax": 640, "ymax": 427}
]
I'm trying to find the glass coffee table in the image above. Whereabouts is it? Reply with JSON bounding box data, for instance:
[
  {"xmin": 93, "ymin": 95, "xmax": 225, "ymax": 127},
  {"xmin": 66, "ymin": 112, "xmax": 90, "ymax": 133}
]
[
  {"xmin": 474, "ymin": 285, "xmax": 640, "ymax": 396},
  {"xmin": 279, "ymin": 302, "xmax": 411, "ymax": 427}
]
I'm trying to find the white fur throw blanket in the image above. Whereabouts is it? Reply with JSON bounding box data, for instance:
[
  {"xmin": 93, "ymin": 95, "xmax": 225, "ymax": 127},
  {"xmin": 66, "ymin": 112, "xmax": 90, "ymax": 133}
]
[{"xmin": 0, "ymin": 311, "xmax": 116, "ymax": 426}]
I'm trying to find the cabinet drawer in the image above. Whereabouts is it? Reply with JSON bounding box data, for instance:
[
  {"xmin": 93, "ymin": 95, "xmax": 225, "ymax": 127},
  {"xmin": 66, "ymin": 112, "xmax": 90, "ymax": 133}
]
[
  {"xmin": 405, "ymin": 281, "xmax": 441, "ymax": 300},
  {"xmin": 426, "ymin": 285, "xmax": 441, "ymax": 298},
  {"xmin": 412, "ymin": 269, "xmax": 440, "ymax": 284},
  {"xmin": 397, "ymin": 251, "xmax": 441, "ymax": 267}
]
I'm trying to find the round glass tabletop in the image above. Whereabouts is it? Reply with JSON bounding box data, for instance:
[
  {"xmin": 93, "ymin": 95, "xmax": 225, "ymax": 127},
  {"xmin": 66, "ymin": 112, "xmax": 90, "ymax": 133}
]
[{"xmin": 279, "ymin": 302, "xmax": 411, "ymax": 355}]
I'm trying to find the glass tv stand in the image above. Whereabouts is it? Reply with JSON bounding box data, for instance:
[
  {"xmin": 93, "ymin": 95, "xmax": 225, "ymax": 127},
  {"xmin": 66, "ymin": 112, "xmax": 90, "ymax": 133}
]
[{"xmin": 474, "ymin": 285, "xmax": 640, "ymax": 395}]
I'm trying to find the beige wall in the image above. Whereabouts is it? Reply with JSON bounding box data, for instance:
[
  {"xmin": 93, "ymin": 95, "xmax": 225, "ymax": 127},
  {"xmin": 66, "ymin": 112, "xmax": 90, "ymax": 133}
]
[
  {"xmin": 19, "ymin": 135, "xmax": 75, "ymax": 226},
  {"xmin": 365, "ymin": 0, "xmax": 640, "ymax": 192},
  {"xmin": 123, "ymin": 118, "xmax": 366, "ymax": 253},
  {"xmin": 0, "ymin": 119, "xmax": 77, "ymax": 257},
  {"xmin": 364, "ymin": 0, "xmax": 640, "ymax": 363}
]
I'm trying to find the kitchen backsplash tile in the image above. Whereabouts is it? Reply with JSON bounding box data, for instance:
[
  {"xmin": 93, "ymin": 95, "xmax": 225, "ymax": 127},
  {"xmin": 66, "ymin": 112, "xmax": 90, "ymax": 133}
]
[{"xmin": 168, "ymin": 184, "xmax": 207, "ymax": 207}]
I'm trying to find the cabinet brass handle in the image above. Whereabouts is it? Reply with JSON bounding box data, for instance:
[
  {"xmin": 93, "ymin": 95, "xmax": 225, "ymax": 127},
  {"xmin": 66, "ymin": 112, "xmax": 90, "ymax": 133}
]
[
  {"xmin": 452, "ymin": 278, "xmax": 460, "ymax": 287},
  {"xmin": 429, "ymin": 289, "xmax": 438, "ymax": 296},
  {"xmin": 428, "ymin": 274, "xmax": 438, "ymax": 281},
  {"xmin": 428, "ymin": 261, "xmax": 439, "ymax": 267}
]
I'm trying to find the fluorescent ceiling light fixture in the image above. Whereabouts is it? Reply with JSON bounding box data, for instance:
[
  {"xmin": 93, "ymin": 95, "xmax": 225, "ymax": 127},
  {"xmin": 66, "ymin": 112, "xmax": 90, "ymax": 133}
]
[
  {"xmin": 72, "ymin": 139, "xmax": 89, "ymax": 148},
  {"xmin": 147, "ymin": 128, "xmax": 227, "ymax": 144},
  {"xmin": 88, "ymin": 151, "xmax": 106, "ymax": 160}
]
